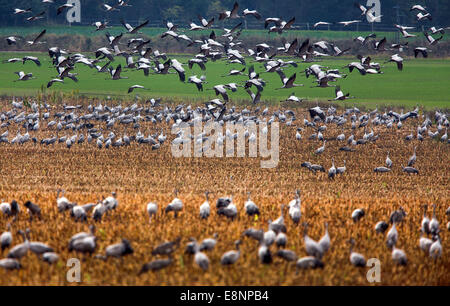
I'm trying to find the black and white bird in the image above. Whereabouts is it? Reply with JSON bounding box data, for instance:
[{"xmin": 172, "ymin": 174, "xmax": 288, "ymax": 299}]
[
  {"xmin": 26, "ymin": 29, "xmax": 46, "ymax": 46},
  {"xmin": 245, "ymin": 88, "xmax": 262, "ymax": 104},
  {"xmin": 315, "ymin": 140, "xmax": 326, "ymax": 155},
  {"xmin": 303, "ymin": 223, "xmax": 324, "ymax": 259},
  {"xmin": 47, "ymin": 78, "xmax": 64, "ymax": 88},
  {"xmin": 68, "ymin": 225, "xmax": 95, "ymax": 250},
  {"xmin": 309, "ymin": 106, "xmax": 326, "ymax": 121},
  {"xmin": 332, "ymin": 86, "xmax": 354, "ymax": 101},
  {"xmin": 410, "ymin": 5, "xmax": 428, "ymax": 13},
  {"xmin": 416, "ymin": 12, "xmax": 432, "ymax": 21},
  {"xmin": 170, "ymin": 59, "xmax": 186, "ymax": 82},
  {"xmin": 407, "ymin": 146, "xmax": 417, "ymax": 166},
  {"xmin": 318, "ymin": 222, "xmax": 330, "ymax": 253},
  {"xmin": 0, "ymin": 258, "xmax": 21, "ymax": 270},
  {"xmin": 263, "ymin": 228, "xmax": 276, "ymax": 247},
  {"xmin": 276, "ymin": 249, "xmax": 297, "ymax": 261},
  {"xmin": 242, "ymin": 9, "xmax": 261, "ymax": 19},
  {"xmin": 28, "ymin": 232, "xmax": 54, "ymax": 255},
  {"xmin": 24, "ymin": 201, "xmax": 41, "ymax": 220},
  {"xmin": 103, "ymin": 192, "xmax": 118, "ymax": 211},
  {"xmin": 402, "ymin": 165, "xmax": 419, "ymax": 174},
  {"xmin": 188, "ymin": 75, "xmax": 207, "ymax": 92},
  {"xmin": 6, "ymin": 36, "xmax": 23, "ymax": 45},
  {"xmin": 102, "ymin": 4, "xmax": 119, "ymax": 12},
  {"xmin": 392, "ymin": 245, "xmax": 407, "ymax": 265},
  {"xmin": 197, "ymin": 15, "xmax": 215, "ymax": 28},
  {"xmin": 56, "ymin": 3, "xmax": 74, "ymax": 15},
  {"xmin": 429, "ymin": 204, "xmax": 440, "ymax": 236},
  {"xmin": 0, "ymin": 201, "xmax": 14, "ymax": 217},
  {"xmin": 389, "ymin": 207, "xmax": 407, "ymax": 224},
  {"xmin": 7, "ymin": 230, "xmax": 29, "ymax": 259},
  {"xmin": 399, "ymin": 28, "xmax": 416, "ymax": 38},
  {"xmin": 424, "ymin": 31, "xmax": 443, "ymax": 45},
  {"xmin": 199, "ymin": 191, "xmax": 210, "ymax": 219},
  {"xmin": 258, "ymin": 241, "xmax": 272, "ymax": 264},
  {"xmin": 1, "ymin": 224, "xmax": 12, "ymax": 251},
  {"xmin": 14, "ymin": 71, "xmax": 34, "ymax": 81},
  {"xmin": 386, "ymin": 54, "xmax": 404, "ymax": 71},
  {"xmin": 352, "ymin": 208, "xmax": 365, "ymax": 222},
  {"xmin": 366, "ymin": 10, "xmax": 382, "ymax": 23},
  {"xmin": 296, "ymin": 256, "xmax": 324, "ymax": 270},
  {"xmin": 93, "ymin": 21, "xmax": 109, "ymax": 31},
  {"xmin": 194, "ymin": 241, "xmax": 210, "ymax": 271},
  {"xmin": 220, "ymin": 240, "xmax": 241, "ymax": 265},
  {"xmin": 419, "ymin": 231, "xmax": 433, "ymax": 255},
  {"xmin": 70, "ymin": 204, "xmax": 87, "ymax": 222},
  {"xmin": 217, "ymin": 197, "xmax": 238, "ymax": 220},
  {"xmin": 275, "ymin": 70, "xmax": 303, "ymax": 89},
  {"xmin": 288, "ymin": 190, "xmax": 301, "ymax": 224},
  {"xmin": 109, "ymin": 64, "xmax": 129, "ymax": 80},
  {"xmin": 121, "ymin": 19, "xmax": 149, "ymax": 34},
  {"xmin": 353, "ymin": 33, "xmax": 376, "ymax": 45},
  {"xmin": 165, "ymin": 190, "xmax": 183, "ymax": 218},
  {"xmin": 42, "ymin": 252, "xmax": 59, "ymax": 264},
  {"xmin": 146, "ymin": 202, "xmax": 158, "ymax": 223},
  {"xmin": 104, "ymin": 239, "xmax": 134, "ymax": 259},
  {"xmin": 219, "ymin": 2, "xmax": 240, "ymax": 21},
  {"xmin": 375, "ymin": 221, "xmax": 389, "ymax": 234},
  {"xmin": 151, "ymin": 238, "xmax": 181, "ymax": 256},
  {"xmin": 386, "ymin": 222, "xmax": 398, "ymax": 249},
  {"xmin": 314, "ymin": 21, "xmax": 332, "ymax": 28},
  {"xmin": 421, "ymin": 205, "xmax": 431, "ymax": 235},
  {"xmin": 338, "ymin": 20, "xmax": 362, "ymax": 27},
  {"xmin": 69, "ymin": 230, "xmax": 97, "ymax": 255},
  {"xmin": 355, "ymin": 2, "xmax": 375, "ymax": 16},
  {"xmin": 139, "ymin": 257, "xmax": 173, "ymax": 274},
  {"xmin": 373, "ymin": 37, "xmax": 388, "ymax": 51},
  {"xmin": 26, "ymin": 11, "xmax": 45, "ymax": 22},
  {"xmin": 386, "ymin": 152, "xmax": 393, "ymax": 168},
  {"xmin": 92, "ymin": 201, "xmax": 107, "ymax": 222},
  {"xmin": 275, "ymin": 231, "xmax": 287, "ymax": 248},
  {"xmin": 328, "ymin": 158, "xmax": 336, "ymax": 179},
  {"xmin": 348, "ymin": 238, "xmax": 366, "ymax": 267},
  {"xmin": 199, "ymin": 234, "xmax": 218, "ymax": 252},
  {"xmin": 13, "ymin": 8, "xmax": 32, "ymax": 15},
  {"xmin": 430, "ymin": 26, "xmax": 445, "ymax": 35},
  {"xmin": 429, "ymin": 236, "xmax": 442, "ymax": 260},
  {"xmin": 128, "ymin": 85, "xmax": 146, "ymax": 94}
]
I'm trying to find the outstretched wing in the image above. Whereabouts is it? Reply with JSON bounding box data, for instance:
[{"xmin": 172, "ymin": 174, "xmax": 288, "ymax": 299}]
[
  {"xmin": 134, "ymin": 20, "xmax": 149, "ymax": 32},
  {"xmin": 34, "ymin": 29, "xmax": 46, "ymax": 44}
]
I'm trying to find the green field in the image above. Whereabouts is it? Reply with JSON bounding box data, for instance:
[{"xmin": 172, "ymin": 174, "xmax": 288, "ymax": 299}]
[{"xmin": 1, "ymin": 52, "xmax": 449, "ymax": 109}]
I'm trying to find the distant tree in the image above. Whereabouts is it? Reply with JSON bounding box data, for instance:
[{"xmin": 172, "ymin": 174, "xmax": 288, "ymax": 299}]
[
  {"xmin": 207, "ymin": 0, "xmax": 226, "ymax": 17},
  {"xmin": 163, "ymin": 5, "xmax": 183, "ymax": 21},
  {"xmin": 0, "ymin": 0, "xmax": 449, "ymax": 27}
]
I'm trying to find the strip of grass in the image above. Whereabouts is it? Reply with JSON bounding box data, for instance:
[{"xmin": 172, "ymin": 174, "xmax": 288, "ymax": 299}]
[
  {"xmin": 1, "ymin": 25, "xmax": 445, "ymax": 42},
  {"xmin": 0, "ymin": 52, "xmax": 449, "ymax": 109}
]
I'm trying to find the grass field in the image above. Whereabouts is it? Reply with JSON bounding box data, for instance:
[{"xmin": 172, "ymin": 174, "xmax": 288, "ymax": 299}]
[
  {"xmin": 0, "ymin": 99, "xmax": 448, "ymax": 285},
  {"xmin": 1, "ymin": 52, "xmax": 449, "ymax": 109}
]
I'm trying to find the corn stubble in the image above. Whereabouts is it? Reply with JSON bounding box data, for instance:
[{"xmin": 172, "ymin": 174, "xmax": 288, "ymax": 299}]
[{"xmin": 0, "ymin": 100, "xmax": 448, "ymax": 286}]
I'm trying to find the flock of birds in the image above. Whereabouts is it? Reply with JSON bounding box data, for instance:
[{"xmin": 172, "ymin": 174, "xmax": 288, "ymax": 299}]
[
  {"xmin": 0, "ymin": 97, "xmax": 448, "ymax": 176},
  {"xmin": 0, "ymin": 189, "xmax": 448, "ymax": 272},
  {"xmin": 3, "ymin": 1, "xmax": 449, "ymax": 103}
]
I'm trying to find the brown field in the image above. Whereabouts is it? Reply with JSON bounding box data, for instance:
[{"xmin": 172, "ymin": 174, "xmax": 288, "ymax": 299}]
[{"xmin": 0, "ymin": 98, "xmax": 448, "ymax": 286}]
